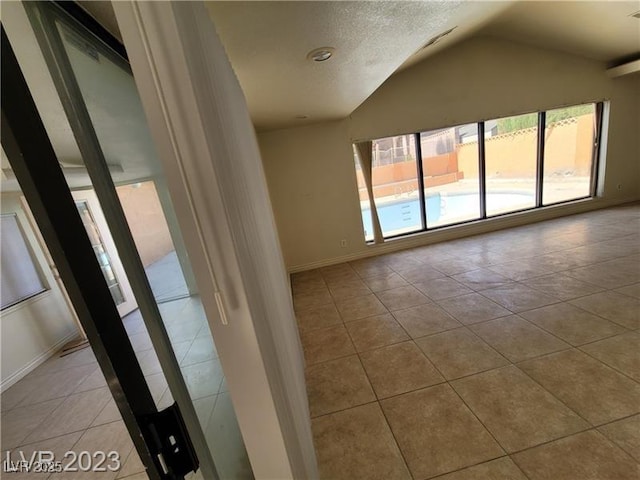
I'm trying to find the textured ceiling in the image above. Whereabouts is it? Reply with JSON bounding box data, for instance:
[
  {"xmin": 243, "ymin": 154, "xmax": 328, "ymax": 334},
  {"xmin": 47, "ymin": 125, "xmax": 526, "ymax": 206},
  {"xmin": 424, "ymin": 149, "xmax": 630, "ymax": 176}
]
[
  {"xmin": 205, "ymin": 1, "xmax": 513, "ymax": 131},
  {"xmin": 480, "ymin": 1, "xmax": 640, "ymax": 65}
]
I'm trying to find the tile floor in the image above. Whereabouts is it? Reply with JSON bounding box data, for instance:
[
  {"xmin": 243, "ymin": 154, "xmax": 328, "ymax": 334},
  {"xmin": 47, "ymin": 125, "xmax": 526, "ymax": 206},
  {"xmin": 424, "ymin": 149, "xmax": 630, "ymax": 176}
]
[
  {"xmin": 1, "ymin": 296, "xmax": 251, "ymax": 479},
  {"xmin": 294, "ymin": 203, "xmax": 640, "ymax": 480}
]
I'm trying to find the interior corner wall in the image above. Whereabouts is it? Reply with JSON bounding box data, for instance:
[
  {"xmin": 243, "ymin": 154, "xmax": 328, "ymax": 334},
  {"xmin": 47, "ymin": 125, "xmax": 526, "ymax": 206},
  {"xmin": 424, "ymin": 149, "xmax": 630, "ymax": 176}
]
[
  {"xmin": 258, "ymin": 36, "xmax": 640, "ymax": 271},
  {"xmin": 1, "ymin": 193, "xmax": 78, "ymax": 391}
]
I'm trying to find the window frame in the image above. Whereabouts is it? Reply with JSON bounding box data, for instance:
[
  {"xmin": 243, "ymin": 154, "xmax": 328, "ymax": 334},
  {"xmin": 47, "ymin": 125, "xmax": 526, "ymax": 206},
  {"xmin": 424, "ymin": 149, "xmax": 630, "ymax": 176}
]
[
  {"xmin": 0, "ymin": 213, "xmax": 49, "ymax": 310},
  {"xmin": 356, "ymin": 101, "xmax": 604, "ymax": 242}
]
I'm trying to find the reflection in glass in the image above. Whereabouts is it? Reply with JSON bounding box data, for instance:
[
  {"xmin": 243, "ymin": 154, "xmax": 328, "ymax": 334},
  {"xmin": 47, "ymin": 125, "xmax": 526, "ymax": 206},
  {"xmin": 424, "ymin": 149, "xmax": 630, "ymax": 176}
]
[
  {"xmin": 76, "ymin": 201, "xmax": 125, "ymax": 305},
  {"xmin": 543, "ymin": 104, "xmax": 595, "ymax": 205},
  {"xmin": 55, "ymin": 16, "xmax": 253, "ymax": 479},
  {"xmin": 371, "ymin": 134, "xmax": 421, "ymax": 237},
  {"xmin": 484, "ymin": 113, "xmax": 538, "ymax": 216},
  {"xmin": 420, "ymin": 124, "xmax": 481, "ymax": 227}
]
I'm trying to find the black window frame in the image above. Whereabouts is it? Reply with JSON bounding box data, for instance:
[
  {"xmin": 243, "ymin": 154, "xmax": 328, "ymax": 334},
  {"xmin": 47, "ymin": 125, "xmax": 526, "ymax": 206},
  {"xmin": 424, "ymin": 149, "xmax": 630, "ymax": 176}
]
[{"xmin": 360, "ymin": 101, "xmax": 605, "ymax": 241}]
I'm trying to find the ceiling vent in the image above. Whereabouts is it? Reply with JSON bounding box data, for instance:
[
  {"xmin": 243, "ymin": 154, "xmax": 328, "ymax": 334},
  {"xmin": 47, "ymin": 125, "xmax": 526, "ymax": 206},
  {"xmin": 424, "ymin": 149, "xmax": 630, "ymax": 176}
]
[{"xmin": 422, "ymin": 27, "xmax": 457, "ymax": 49}]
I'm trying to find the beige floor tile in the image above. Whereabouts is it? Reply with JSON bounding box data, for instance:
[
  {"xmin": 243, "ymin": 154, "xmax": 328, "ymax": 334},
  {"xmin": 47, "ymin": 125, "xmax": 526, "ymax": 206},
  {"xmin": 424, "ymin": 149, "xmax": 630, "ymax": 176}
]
[
  {"xmin": 488, "ymin": 260, "xmax": 553, "ymax": 281},
  {"xmin": 116, "ymin": 449, "xmax": 145, "ymax": 479},
  {"xmin": 295, "ymin": 303, "xmax": 342, "ymax": 332},
  {"xmin": 395, "ymin": 265, "xmax": 445, "ymax": 283},
  {"xmin": 381, "ymin": 253, "xmax": 424, "ymax": 272},
  {"xmin": 380, "ymin": 384, "xmax": 504, "ymax": 479},
  {"xmin": 580, "ymin": 332, "xmax": 640, "ymax": 382},
  {"xmin": 416, "ymin": 328, "xmax": 509, "ymax": 380},
  {"xmin": 293, "ymin": 288, "xmax": 333, "ymax": 311},
  {"xmin": 570, "ymin": 292, "xmax": 640, "ymax": 330},
  {"xmin": 349, "ymin": 259, "xmax": 394, "ymax": 279},
  {"xmin": 91, "ymin": 399, "xmax": 121, "ymax": 427},
  {"xmin": 470, "ymin": 315, "xmax": 570, "ymax": 362},
  {"xmin": 480, "ymin": 284, "xmax": 560, "ymax": 313},
  {"xmin": 435, "ymin": 457, "xmax": 528, "ymax": 480},
  {"xmin": 305, "ymin": 355, "xmax": 375, "ymax": 417},
  {"xmin": 23, "ymin": 387, "xmax": 112, "ymax": 444},
  {"xmin": 565, "ymin": 259, "xmax": 640, "ymax": 289},
  {"xmin": 424, "ymin": 257, "xmax": 483, "ymax": 276},
  {"xmin": 182, "ymin": 359, "xmax": 224, "ymax": 400},
  {"xmin": 292, "ymin": 279, "xmax": 326, "ymax": 297},
  {"xmin": 335, "ymin": 294, "xmax": 388, "ymax": 322},
  {"xmin": 521, "ymin": 273, "xmax": 605, "ymax": 300},
  {"xmin": 598, "ymin": 414, "xmax": 640, "ymax": 462},
  {"xmin": 203, "ymin": 393, "xmax": 253, "ymax": 480},
  {"xmin": 437, "ymin": 293, "xmax": 511, "ymax": 325},
  {"xmin": 452, "ymin": 268, "xmax": 513, "ymax": 291},
  {"xmin": 345, "ymin": 314, "xmax": 409, "ymax": 352},
  {"xmin": 520, "ymin": 303, "xmax": 627, "ymax": 346},
  {"xmin": 1, "ymin": 378, "xmax": 39, "ymax": 412},
  {"xmin": 181, "ymin": 335, "xmax": 218, "ymax": 367},
  {"xmin": 360, "ymin": 341, "xmax": 443, "ymax": 398},
  {"xmin": 30, "ymin": 347, "xmax": 97, "ymax": 377},
  {"xmin": 452, "ymin": 366, "xmax": 588, "ymax": 452},
  {"xmin": 291, "ymin": 270, "xmax": 324, "ymax": 290},
  {"xmin": 519, "ymin": 349, "xmax": 640, "ymax": 425},
  {"xmin": 392, "ymin": 303, "xmax": 461, "ymax": 338},
  {"xmin": 18, "ymin": 365, "xmax": 97, "ymax": 408},
  {"xmin": 128, "ymin": 332, "xmax": 154, "ymax": 353},
  {"xmin": 312, "ymin": 403, "xmax": 410, "ymax": 480},
  {"xmin": 375, "ymin": 285, "xmax": 430, "ymax": 311},
  {"xmin": 512, "ymin": 430, "xmax": 639, "ymax": 480},
  {"xmin": 1, "ymin": 398, "xmax": 63, "ymax": 449},
  {"xmin": 616, "ymin": 283, "xmax": 640, "ymax": 300},
  {"xmin": 3, "ymin": 431, "xmax": 82, "ymax": 480},
  {"xmin": 413, "ymin": 277, "xmax": 473, "ymax": 301},
  {"xmin": 320, "ymin": 265, "xmax": 360, "ymax": 284},
  {"xmin": 301, "ymin": 324, "xmax": 355, "ymax": 365},
  {"xmin": 57, "ymin": 421, "xmax": 134, "ymax": 480},
  {"xmin": 73, "ymin": 366, "xmax": 108, "ymax": 393},
  {"xmin": 135, "ymin": 349, "xmax": 163, "ymax": 377},
  {"xmin": 363, "ymin": 272, "xmax": 409, "ymax": 293},
  {"xmin": 328, "ymin": 278, "xmax": 372, "ymax": 302}
]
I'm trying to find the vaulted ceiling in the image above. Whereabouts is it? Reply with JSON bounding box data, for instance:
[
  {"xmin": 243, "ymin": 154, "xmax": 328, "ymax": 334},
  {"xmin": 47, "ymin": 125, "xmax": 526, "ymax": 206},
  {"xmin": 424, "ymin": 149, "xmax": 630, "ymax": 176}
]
[{"xmin": 76, "ymin": 1, "xmax": 639, "ymax": 133}]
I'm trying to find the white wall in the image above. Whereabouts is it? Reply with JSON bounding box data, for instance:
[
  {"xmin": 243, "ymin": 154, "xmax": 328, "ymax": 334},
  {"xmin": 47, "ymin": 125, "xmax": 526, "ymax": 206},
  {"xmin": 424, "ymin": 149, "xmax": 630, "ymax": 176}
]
[
  {"xmin": 259, "ymin": 36, "xmax": 640, "ymax": 270},
  {"xmin": 1, "ymin": 193, "xmax": 78, "ymax": 390}
]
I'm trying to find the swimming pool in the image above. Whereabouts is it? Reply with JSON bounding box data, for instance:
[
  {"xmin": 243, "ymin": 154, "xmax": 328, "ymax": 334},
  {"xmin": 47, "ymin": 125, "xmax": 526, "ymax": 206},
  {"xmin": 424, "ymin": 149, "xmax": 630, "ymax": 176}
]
[{"xmin": 361, "ymin": 191, "xmax": 534, "ymax": 238}]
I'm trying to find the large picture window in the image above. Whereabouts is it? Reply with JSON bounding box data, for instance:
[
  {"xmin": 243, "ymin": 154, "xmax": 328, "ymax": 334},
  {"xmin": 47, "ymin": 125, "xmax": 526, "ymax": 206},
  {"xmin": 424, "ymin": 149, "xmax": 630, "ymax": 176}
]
[
  {"xmin": 355, "ymin": 102, "xmax": 603, "ymax": 241},
  {"xmin": 1, "ymin": 214, "xmax": 47, "ymax": 309}
]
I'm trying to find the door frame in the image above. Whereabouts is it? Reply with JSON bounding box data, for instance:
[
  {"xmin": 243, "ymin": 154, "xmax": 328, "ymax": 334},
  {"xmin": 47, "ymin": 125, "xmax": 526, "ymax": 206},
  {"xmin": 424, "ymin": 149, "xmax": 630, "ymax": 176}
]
[
  {"xmin": 1, "ymin": 26, "xmax": 194, "ymax": 480},
  {"xmin": 114, "ymin": 3, "xmax": 318, "ymax": 478},
  {"xmin": 8, "ymin": 2, "xmax": 218, "ymax": 478}
]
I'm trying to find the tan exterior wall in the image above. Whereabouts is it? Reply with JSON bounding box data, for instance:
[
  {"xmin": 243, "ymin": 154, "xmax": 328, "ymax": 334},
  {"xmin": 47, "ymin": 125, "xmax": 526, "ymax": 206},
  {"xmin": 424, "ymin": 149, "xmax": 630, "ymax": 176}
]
[
  {"xmin": 116, "ymin": 181, "xmax": 174, "ymax": 267},
  {"xmin": 458, "ymin": 114, "xmax": 596, "ymax": 180}
]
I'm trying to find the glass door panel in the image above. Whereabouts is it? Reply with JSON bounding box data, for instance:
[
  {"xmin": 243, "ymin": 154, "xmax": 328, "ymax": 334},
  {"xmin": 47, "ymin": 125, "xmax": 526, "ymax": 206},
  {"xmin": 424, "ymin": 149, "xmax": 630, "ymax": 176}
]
[
  {"xmin": 22, "ymin": 2, "xmax": 253, "ymax": 479},
  {"xmin": 74, "ymin": 194, "xmax": 136, "ymax": 315}
]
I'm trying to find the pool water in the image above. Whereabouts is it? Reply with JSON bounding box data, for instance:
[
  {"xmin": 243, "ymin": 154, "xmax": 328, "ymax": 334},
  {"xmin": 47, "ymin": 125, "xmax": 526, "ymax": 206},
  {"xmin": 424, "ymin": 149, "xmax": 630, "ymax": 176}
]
[{"xmin": 361, "ymin": 191, "xmax": 534, "ymax": 238}]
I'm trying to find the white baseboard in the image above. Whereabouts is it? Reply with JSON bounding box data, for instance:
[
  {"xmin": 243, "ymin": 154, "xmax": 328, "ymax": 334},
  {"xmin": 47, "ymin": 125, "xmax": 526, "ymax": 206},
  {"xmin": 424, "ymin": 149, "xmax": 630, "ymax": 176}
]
[
  {"xmin": 288, "ymin": 196, "xmax": 639, "ymax": 273},
  {"xmin": 0, "ymin": 329, "xmax": 80, "ymax": 393}
]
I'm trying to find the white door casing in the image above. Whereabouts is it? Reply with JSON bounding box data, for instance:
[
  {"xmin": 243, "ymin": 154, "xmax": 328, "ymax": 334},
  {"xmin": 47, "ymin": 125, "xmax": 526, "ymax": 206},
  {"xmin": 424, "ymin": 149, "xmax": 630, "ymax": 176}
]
[{"xmin": 112, "ymin": 2, "xmax": 318, "ymax": 479}]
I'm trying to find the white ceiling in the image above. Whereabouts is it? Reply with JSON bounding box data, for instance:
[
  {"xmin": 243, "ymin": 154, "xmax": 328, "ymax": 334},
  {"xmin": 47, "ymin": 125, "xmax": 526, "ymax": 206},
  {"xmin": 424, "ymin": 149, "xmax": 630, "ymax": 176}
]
[
  {"xmin": 2, "ymin": 0, "xmax": 638, "ymax": 188},
  {"xmin": 205, "ymin": 1, "xmax": 514, "ymax": 131},
  {"xmin": 479, "ymin": 1, "xmax": 640, "ymax": 64}
]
